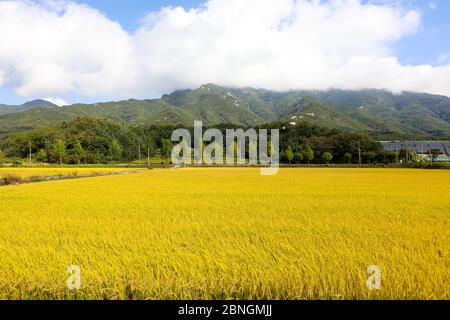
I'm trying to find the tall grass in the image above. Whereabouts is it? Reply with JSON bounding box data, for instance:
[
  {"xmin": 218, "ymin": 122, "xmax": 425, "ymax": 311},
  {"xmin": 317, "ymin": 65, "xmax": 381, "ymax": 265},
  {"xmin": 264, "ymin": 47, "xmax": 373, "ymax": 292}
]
[
  {"xmin": 0, "ymin": 174, "xmax": 22, "ymax": 186},
  {"xmin": 0, "ymin": 168, "xmax": 448, "ymax": 300}
]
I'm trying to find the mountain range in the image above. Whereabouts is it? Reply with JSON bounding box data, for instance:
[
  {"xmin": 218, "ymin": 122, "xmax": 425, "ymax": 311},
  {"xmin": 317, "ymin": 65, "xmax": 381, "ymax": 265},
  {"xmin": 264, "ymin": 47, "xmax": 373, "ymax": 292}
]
[
  {"xmin": 0, "ymin": 99, "xmax": 58, "ymax": 116},
  {"xmin": 1, "ymin": 84, "xmax": 450, "ymax": 139}
]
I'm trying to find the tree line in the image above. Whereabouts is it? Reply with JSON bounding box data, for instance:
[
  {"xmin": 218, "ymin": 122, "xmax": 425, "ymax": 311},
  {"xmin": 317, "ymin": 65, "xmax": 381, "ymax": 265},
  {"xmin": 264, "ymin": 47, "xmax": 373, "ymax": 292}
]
[
  {"xmin": 0, "ymin": 118, "xmax": 174, "ymax": 165},
  {"xmin": 0, "ymin": 117, "xmax": 417, "ymax": 165}
]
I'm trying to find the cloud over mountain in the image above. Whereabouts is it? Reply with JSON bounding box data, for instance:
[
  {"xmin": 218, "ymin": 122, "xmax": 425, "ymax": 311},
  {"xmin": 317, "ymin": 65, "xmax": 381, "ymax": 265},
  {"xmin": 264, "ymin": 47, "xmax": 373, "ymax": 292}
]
[{"xmin": 1, "ymin": 0, "xmax": 450, "ymax": 102}]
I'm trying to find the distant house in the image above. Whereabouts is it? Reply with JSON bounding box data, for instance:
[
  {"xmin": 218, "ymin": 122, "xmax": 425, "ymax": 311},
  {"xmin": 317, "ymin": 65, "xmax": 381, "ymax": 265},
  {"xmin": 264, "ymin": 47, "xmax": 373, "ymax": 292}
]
[{"xmin": 380, "ymin": 141, "xmax": 450, "ymax": 162}]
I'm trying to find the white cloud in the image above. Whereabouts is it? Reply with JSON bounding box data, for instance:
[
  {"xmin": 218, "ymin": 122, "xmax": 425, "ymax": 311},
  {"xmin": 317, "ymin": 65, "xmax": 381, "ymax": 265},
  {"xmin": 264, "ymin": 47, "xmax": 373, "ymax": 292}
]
[
  {"xmin": 428, "ymin": 2, "xmax": 437, "ymax": 11},
  {"xmin": 1, "ymin": 0, "xmax": 450, "ymax": 102},
  {"xmin": 43, "ymin": 97, "xmax": 68, "ymax": 106},
  {"xmin": 0, "ymin": 0, "xmax": 134, "ymax": 99},
  {"xmin": 437, "ymin": 53, "xmax": 450, "ymax": 64}
]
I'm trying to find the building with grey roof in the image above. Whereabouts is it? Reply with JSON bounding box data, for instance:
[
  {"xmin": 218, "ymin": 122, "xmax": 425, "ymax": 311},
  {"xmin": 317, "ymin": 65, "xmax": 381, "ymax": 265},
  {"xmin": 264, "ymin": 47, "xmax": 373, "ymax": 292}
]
[{"xmin": 380, "ymin": 141, "xmax": 450, "ymax": 162}]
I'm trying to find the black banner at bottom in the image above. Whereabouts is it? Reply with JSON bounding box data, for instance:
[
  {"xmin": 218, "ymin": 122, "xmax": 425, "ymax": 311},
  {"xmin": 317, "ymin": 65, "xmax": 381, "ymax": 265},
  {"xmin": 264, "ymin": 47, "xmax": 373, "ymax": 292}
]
[{"xmin": 0, "ymin": 300, "xmax": 446, "ymax": 318}]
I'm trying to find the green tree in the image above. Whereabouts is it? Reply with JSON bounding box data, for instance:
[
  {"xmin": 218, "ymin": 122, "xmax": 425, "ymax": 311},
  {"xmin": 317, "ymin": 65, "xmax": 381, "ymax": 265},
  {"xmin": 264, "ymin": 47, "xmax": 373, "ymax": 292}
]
[
  {"xmin": 398, "ymin": 149, "xmax": 413, "ymax": 162},
  {"xmin": 145, "ymin": 134, "xmax": 157, "ymax": 158},
  {"xmin": 304, "ymin": 145, "xmax": 314, "ymax": 164},
  {"xmin": 294, "ymin": 151, "xmax": 304, "ymax": 164},
  {"xmin": 93, "ymin": 150, "xmax": 104, "ymax": 164},
  {"xmin": 384, "ymin": 151, "xmax": 397, "ymax": 164},
  {"xmin": 36, "ymin": 149, "xmax": 47, "ymax": 163},
  {"xmin": 344, "ymin": 152, "xmax": 352, "ymax": 164},
  {"xmin": 52, "ymin": 139, "xmax": 66, "ymax": 165},
  {"xmin": 364, "ymin": 151, "xmax": 376, "ymax": 164},
  {"xmin": 248, "ymin": 140, "xmax": 258, "ymax": 164},
  {"xmin": 284, "ymin": 145, "xmax": 294, "ymax": 165},
  {"xmin": 233, "ymin": 141, "xmax": 239, "ymax": 163},
  {"xmin": 161, "ymin": 139, "xmax": 173, "ymax": 163},
  {"xmin": 73, "ymin": 139, "xmax": 86, "ymax": 164},
  {"xmin": 109, "ymin": 139, "xmax": 123, "ymax": 162},
  {"xmin": 322, "ymin": 151, "xmax": 333, "ymax": 165},
  {"xmin": 0, "ymin": 150, "xmax": 5, "ymax": 164}
]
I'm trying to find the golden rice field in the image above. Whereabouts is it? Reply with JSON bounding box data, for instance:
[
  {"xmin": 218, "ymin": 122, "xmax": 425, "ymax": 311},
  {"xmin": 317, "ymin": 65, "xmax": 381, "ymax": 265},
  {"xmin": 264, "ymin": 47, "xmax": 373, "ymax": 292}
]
[
  {"xmin": 0, "ymin": 168, "xmax": 448, "ymax": 300},
  {"xmin": 0, "ymin": 167, "xmax": 135, "ymax": 179}
]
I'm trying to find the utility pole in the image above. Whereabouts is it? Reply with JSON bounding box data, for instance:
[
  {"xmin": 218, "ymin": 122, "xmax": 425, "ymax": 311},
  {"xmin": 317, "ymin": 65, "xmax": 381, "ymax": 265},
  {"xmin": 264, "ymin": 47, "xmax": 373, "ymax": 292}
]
[
  {"xmin": 405, "ymin": 140, "xmax": 409, "ymax": 162},
  {"xmin": 138, "ymin": 140, "xmax": 141, "ymax": 162},
  {"xmin": 429, "ymin": 143, "xmax": 432, "ymax": 166},
  {"xmin": 405, "ymin": 140, "xmax": 407, "ymax": 162},
  {"xmin": 28, "ymin": 141, "xmax": 32, "ymax": 164},
  {"xmin": 147, "ymin": 147, "xmax": 151, "ymax": 169},
  {"xmin": 358, "ymin": 140, "xmax": 362, "ymax": 167}
]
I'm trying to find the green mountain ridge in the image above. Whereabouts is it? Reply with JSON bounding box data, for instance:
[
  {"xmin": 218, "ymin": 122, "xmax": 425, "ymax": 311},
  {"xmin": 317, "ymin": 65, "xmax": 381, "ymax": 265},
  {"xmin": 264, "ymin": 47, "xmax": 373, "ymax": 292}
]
[
  {"xmin": 0, "ymin": 99, "xmax": 58, "ymax": 116},
  {"xmin": 1, "ymin": 85, "xmax": 450, "ymax": 139},
  {"xmin": 228, "ymin": 87, "xmax": 450, "ymax": 139}
]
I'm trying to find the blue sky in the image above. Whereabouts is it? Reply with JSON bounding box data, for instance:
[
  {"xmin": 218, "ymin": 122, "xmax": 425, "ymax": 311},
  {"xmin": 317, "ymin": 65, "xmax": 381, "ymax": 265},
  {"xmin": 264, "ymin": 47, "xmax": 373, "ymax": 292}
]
[
  {"xmin": 1, "ymin": 0, "xmax": 450, "ymax": 105},
  {"xmin": 392, "ymin": 0, "xmax": 450, "ymax": 65},
  {"xmin": 81, "ymin": 0, "xmax": 204, "ymax": 31}
]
